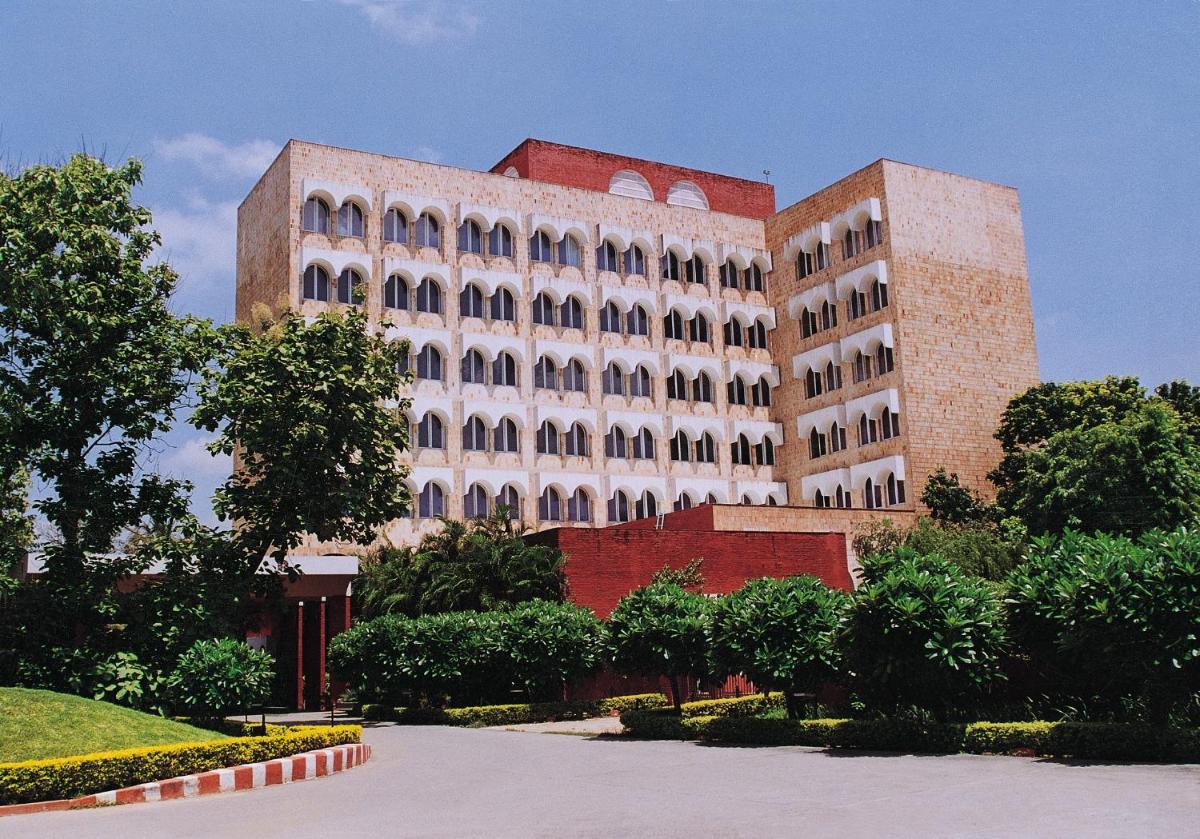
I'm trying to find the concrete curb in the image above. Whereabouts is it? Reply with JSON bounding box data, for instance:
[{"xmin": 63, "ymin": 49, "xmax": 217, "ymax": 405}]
[{"xmin": 0, "ymin": 742, "xmax": 372, "ymax": 818}]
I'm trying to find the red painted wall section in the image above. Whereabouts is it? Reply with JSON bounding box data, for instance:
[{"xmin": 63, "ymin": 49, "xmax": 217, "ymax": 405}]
[
  {"xmin": 491, "ymin": 139, "xmax": 776, "ymax": 220},
  {"xmin": 529, "ymin": 528, "xmax": 849, "ymax": 618}
]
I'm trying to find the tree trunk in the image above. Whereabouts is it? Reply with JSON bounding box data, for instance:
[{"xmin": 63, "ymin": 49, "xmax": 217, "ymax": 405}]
[{"xmin": 669, "ymin": 673, "xmax": 682, "ymax": 713}]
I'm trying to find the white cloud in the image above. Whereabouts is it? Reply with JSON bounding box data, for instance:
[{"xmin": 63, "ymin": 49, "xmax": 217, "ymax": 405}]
[
  {"xmin": 153, "ymin": 133, "xmax": 280, "ymax": 180},
  {"xmin": 157, "ymin": 434, "xmax": 232, "ymax": 528},
  {"xmin": 338, "ymin": 0, "xmax": 480, "ymax": 43},
  {"xmin": 151, "ymin": 194, "xmax": 237, "ymax": 321}
]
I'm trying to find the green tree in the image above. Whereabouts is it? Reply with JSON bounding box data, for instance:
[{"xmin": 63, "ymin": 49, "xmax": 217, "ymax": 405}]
[
  {"xmin": 1156, "ymin": 380, "xmax": 1200, "ymax": 444},
  {"xmin": 0, "ymin": 155, "xmax": 215, "ymax": 608},
  {"xmin": 649, "ymin": 558, "xmax": 705, "ymax": 591},
  {"xmin": 841, "ymin": 549, "xmax": 1008, "ymax": 719},
  {"xmin": 498, "ymin": 600, "xmax": 604, "ymax": 701},
  {"xmin": 355, "ymin": 511, "xmax": 565, "ymax": 617},
  {"xmin": 904, "ymin": 517, "xmax": 1025, "ymax": 582},
  {"xmin": 194, "ymin": 307, "xmax": 410, "ymax": 568},
  {"xmin": 606, "ymin": 582, "xmax": 714, "ymax": 712},
  {"xmin": 1007, "ymin": 528, "xmax": 1200, "ymax": 722},
  {"xmin": 709, "ymin": 577, "xmax": 849, "ymax": 718},
  {"xmin": 920, "ymin": 468, "xmax": 995, "ymax": 526}
]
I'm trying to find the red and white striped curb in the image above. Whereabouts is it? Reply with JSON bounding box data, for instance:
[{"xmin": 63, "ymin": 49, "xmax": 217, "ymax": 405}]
[{"xmin": 0, "ymin": 742, "xmax": 371, "ymax": 818}]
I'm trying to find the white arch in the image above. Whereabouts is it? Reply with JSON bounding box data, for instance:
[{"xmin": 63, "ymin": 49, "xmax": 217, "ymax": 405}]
[
  {"xmin": 602, "ymin": 285, "xmax": 657, "ymax": 315},
  {"xmin": 535, "ymin": 339, "xmax": 595, "ymax": 370},
  {"xmin": 382, "ymin": 257, "xmax": 450, "ymax": 290},
  {"xmin": 301, "ymin": 247, "xmax": 372, "ymax": 282},
  {"xmin": 782, "ymin": 222, "xmax": 831, "ymax": 262},
  {"xmin": 526, "ymin": 212, "xmax": 589, "ymax": 246},
  {"xmin": 303, "ymin": 178, "xmax": 374, "ymax": 212},
  {"xmin": 384, "ymin": 190, "xmax": 450, "ymax": 227},
  {"xmin": 796, "ymin": 404, "xmax": 849, "ymax": 438},
  {"xmin": 732, "ymin": 419, "xmax": 783, "ymax": 447},
  {"xmin": 802, "ymin": 467, "xmax": 853, "ymax": 500},
  {"xmin": 459, "ymin": 267, "xmax": 521, "ymax": 296},
  {"xmin": 536, "ymin": 405, "xmax": 598, "ymax": 433},
  {"xmin": 728, "ymin": 358, "xmax": 780, "ymax": 388},
  {"xmin": 606, "ymin": 409, "xmax": 663, "ymax": 438},
  {"xmin": 670, "ymin": 415, "xmax": 724, "ymax": 441},
  {"xmin": 792, "ymin": 344, "xmax": 841, "ymax": 378},
  {"xmin": 839, "ymin": 323, "xmax": 893, "ymax": 361},
  {"xmin": 850, "ymin": 454, "xmax": 906, "ymax": 487},
  {"xmin": 602, "ymin": 347, "xmax": 660, "ymax": 376},
  {"xmin": 456, "ymin": 201, "xmax": 522, "ymax": 234},
  {"xmin": 597, "ymin": 222, "xmax": 654, "ymax": 255},
  {"xmin": 787, "ymin": 282, "xmax": 836, "ymax": 320},
  {"xmin": 530, "ymin": 274, "xmax": 590, "ymax": 303},
  {"xmin": 672, "ymin": 477, "xmax": 729, "ymax": 503},
  {"xmin": 540, "ymin": 471, "xmax": 602, "ymax": 498},
  {"xmin": 844, "ymin": 388, "xmax": 901, "ymax": 425},
  {"xmin": 835, "ymin": 259, "xmax": 889, "ymax": 299}
]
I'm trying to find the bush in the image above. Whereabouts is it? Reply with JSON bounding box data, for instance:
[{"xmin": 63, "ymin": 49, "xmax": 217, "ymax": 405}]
[
  {"xmin": 904, "ymin": 517, "xmax": 1024, "ymax": 582},
  {"xmin": 606, "ymin": 582, "xmax": 715, "ymax": 712},
  {"xmin": 364, "ymin": 693, "xmax": 669, "ymax": 726},
  {"xmin": 1007, "ymin": 528, "xmax": 1200, "ymax": 722},
  {"xmin": 0, "ymin": 724, "xmax": 361, "ymax": 805},
  {"xmin": 619, "ymin": 709, "xmax": 707, "ymax": 740},
  {"xmin": 708, "ymin": 577, "xmax": 848, "ymax": 717},
  {"xmin": 680, "ymin": 693, "xmax": 783, "ymax": 719},
  {"xmin": 168, "ymin": 639, "xmax": 275, "ymax": 721},
  {"xmin": 497, "ymin": 600, "xmax": 604, "ymax": 700},
  {"xmin": 841, "ymin": 549, "xmax": 1008, "ymax": 718}
]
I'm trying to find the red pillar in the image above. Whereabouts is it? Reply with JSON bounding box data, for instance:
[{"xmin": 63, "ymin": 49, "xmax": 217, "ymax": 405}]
[
  {"xmin": 294, "ymin": 601, "xmax": 305, "ymax": 711},
  {"xmin": 317, "ymin": 597, "xmax": 327, "ymax": 709},
  {"xmin": 344, "ymin": 594, "xmax": 352, "ymax": 631}
]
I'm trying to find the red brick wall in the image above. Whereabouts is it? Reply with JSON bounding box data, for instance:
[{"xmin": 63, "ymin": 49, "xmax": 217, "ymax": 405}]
[
  {"xmin": 491, "ymin": 139, "xmax": 776, "ymax": 220},
  {"xmin": 530, "ymin": 528, "xmax": 850, "ymax": 618}
]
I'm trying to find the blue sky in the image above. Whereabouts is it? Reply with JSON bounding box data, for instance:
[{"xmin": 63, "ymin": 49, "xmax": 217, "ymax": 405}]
[{"xmin": 3, "ymin": 0, "xmax": 1198, "ymax": 524}]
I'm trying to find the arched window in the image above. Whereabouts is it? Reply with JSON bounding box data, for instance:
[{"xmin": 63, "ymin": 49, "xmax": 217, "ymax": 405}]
[
  {"xmin": 608, "ymin": 490, "xmax": 632, "ymax": 523},
  {"xmin": 539, "ymin": 487, "xmax": 563, "ymax": 521},
  {"xmin": 529, "ymin": 230, "xmax": 552, "ymax": 263},
  {"xmin": 741, "ymin": 494, "xmax": 753, "ymax": 506},
  {"xmin": 745, "ymin": 263, "xmax": 764, "ymax": 292},
  {"xmin": 820, "ymin": 300, "xmax": 838, "ymax": 331},
  {"xmin": 537, "ymin": 420, "xmax": 561, "ymax": 455},
  {"xmin": 560, "ymin": 296, "xmax": 584, "ymax": 330},
  {"xmin": 866, "ymin": 218, "xmax": 883, "ymax": 249},
  {"xmin": 850, "ymin": 290, "xmax": 868, "ymax": 320},
  {"xmin": 696, "ymin": 432, "xmax": 716, "ymax": 464},
  {"xmin": 383, "ymin": 208, "xmax": 408, "ymax": 243},
  {"xmin": 661, "ymin": 251, "xmax": 681, "ymax": 281},
  {"xmin": 666, "ymin": 369, "xmax": 687, "ymax": 401},
  {"xmin": 674, "ymin": 492, "xmax": 694, "ymax": 512},
  {"xmin": 488, "ymin": 223, "xmax": 514, "ymax": 258},
  {"xmin": 693, "ymin": 372, "xmax": 714, "ymax": 403},
  {"xmin": 627, "ymin": 305, "xmax": 649, "ymax": 337},
  {"xmin": 875, "ymin": 344, "xmax": 895, "ymax": 375},
  {"xmin": 384, "ymin": 274, "xmax": 408, "ymax": 310},
  {"xmin": 602, "ymin": 363, "xmax": 625, "ymax": 396},
  {"xmin": 303, "ymin": 265, "xmax": 329, "ymax": 302},
  {"xmin": 534, "ymin": 356, "xmax": 558, "ymax": 390},
  {"xmin": 563, "ymin": 359, "xmax": 587, "ymax": 393},
  {"xmin": 604, "ymin": 426, "xmax": 628, "ymax": 459},
  {"xmin": 871, "ymin": 279, "xmax": 889, "ymax": 311},
  {"xmin": 302, "ymin": 197, "xmax": 329, "ymax": 233},
  {"xmin": 416, "ymin": 345, "xmax": 443, "ymax": 381},
  {"xmin": 565, "ymin": 422, "xmax": 589, "ymax": 457},
  {"xmin": 688, "ymin": 313, "xmax": 710, "ymax": 344},
  {"xmin": 797, "ymin": 250, "xmax": 815, "ymax": 280},
  {"xmin": 882, "ymin": 407, "xmax": 901, "ymax": 439},
  {"xmin": 489, "ymin": 287, "xmax": 515, "ymax": 322},
  {"xmin": 830, "ymin": 422, "xmax": 848, "ymax": 452},
  {"xmin": 752, "ymin": 376, "xmax": 772, "ymax": 408},
  {"xmin": 567, "ymin": 488, "xmax": 592, "ymax": 522},
  {"xmin": 706, "ymin": 493, "xmax": 719, "ymax": 505},
  {"xmin": 864, "ymin": 478, "xmax": 880, "ymax": 510},
  {"xmin": 464, "ymin": 483, "xmax": 489, "ymax": 518},
  {"xmin": 805, "ymin": 367, "xmax": 823, "ymax": 399},
  {"xmin": 496, "ymin": 484, "xmax": 521, "ymax": 519},
  {"xmin": 417, "ymin": 413, "xmax": 444, "ymax": 449},
  {"xmin": 685, "ymin": 254, "xmax": 706, "ymax": 285},
  {"xmin": 835, "ymin": 485, "xmax": 849, "ymax": 509},
  {"xmin": 670, "ymin": 430, "xmax": 691, "ymax": 462},
  {"xmin": 800, "ymin": 307, "xmax": 819, "ymax": 339},
  {"xmin": 337, "ymin": 202, "xmax": 364, "ymax": 238},
  {"xmin": 460, "ymin": 349, "xmax": 486, "ymax": 384},
  {"xmin": 492, "ymin": 352, "xmax": 518, "ymax": 387},
  {"xmin": 732, "ymin": 434, "xmax": 752, "ymax": 466},
  {"xmin": 666, "ymin": 180, "xmax": 708, "ymax": 210},
  {"xmin": 664, "ymin": 310, "xmax": 686, "ymax": 341},
  {"xmin": 825, "ymin": 360, "xmax": 842, "ymax": 392},
  {"xmin": 728, "ymin": 376, "xmax": 748, "ymax": 406},
  {"xmin": 816, "ymin": 242, "xmax": 831, "ymax": 270},
  {"xmin": 623, "ymin": 245, "xmax": 646, "ymax": 276},
  {"xmin": 810, "ymin": 428, "xmax": 827, "ymax": 460},
  {"xmin": 635, "ymin": 491, "xmax": 657, "ymax": 519},
  {"xmin": 748, "ymin": 320, "xmax": 768, "ymax": 350},
  {"xmin": 599, "ymin": 300, "xmax": 622, "ymax": 334},
  {"xmin": 886, "ymin": 472, "xmax": 906, "ymax": 506},
  {"xmin": 416, "ymin": 277, "xmax": 442, "ymax": 314},
  {"xmin": 719, "ymin": 261, "xmax": 739, "ymax": 289},
  {"xmin": 459, "ymin": 283, "xmax": 485, "ymax": 318},
  {"xmin": 859, "ymin": 414, "xmax": 878, "ymax": 446},
  {"xmin": 852, "ymin": 351, "xmax": 871, "ymax": 384},
  {"xmin": 814, "ymin": 489, "xmax": 827, "ymax": 509},
  {"xmin": 724, "ymin": 319, "xmax": 744, "ymax": 347},
  {"xmin": 632, "ymin": 427, "xmax": 655, "ymax": 459},
  {"xmin": 463, "ymin": 415, "xmax": 488, "ymax": 451},
  {"xmin": 457, "ymin": 220, "xmax": 483, "ymax": 254},
  {"xmin": 494, "ymin": 418, "xmax": 520, "ymax": 453},
  {"xmin": 558, "ymin": 234, "xmax": 581, "ymax": 268},
  {"xmin": 418, "ymin": 482, "xmax": 445, "ymax": 518},
  {"xmin": 532, "ymin": 292, "xmax": 555, "ymax": 326},
  {"xmin": 757, "ymin": 437, "xmax": 776, "ymax": 466},
  {"xmin": 609, "ymin": 169, "xmax": 653, "ymax": 200},
  {"xmin": 843, "ymin": 227, "xmax": 858, "ymax": 259},
  {"xmin": 414, "ymin": 212, "xmax": 440, "ymax": 249},
  {"xmin": 629, "ymin": 365, "xmax": 653, "ymax": 398},
  {"xmin": 596, "ymin": 240, "xmax": 619, "ymax": 273}
]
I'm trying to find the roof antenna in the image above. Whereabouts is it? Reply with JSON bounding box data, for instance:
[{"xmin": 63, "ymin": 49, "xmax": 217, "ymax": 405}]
[{"xmin": 762, "ymin": 169, "xmax": 772, "ymax": 183}]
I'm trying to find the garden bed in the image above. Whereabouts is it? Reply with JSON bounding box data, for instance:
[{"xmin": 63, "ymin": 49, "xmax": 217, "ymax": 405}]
[{"xmin": 362, "ymin": 693, "xmax": 669, "ymax": 727}]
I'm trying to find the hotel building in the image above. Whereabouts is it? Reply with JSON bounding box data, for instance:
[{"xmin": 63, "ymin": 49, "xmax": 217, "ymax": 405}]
[{"xmin": 236, "ymin": 139, "xmax": 1039, "ymax": 551}]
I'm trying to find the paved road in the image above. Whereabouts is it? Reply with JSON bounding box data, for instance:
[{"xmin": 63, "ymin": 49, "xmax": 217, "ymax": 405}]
[{"xmin": 6, "ymin": 724, "xmax": 1198, "ymax": 838}]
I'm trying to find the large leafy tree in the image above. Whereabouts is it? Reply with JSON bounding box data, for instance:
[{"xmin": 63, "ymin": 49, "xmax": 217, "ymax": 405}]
[
  {"xmin": 355, "ymin": 510, "xmax": 566, "ymax": 617},
  {"xmin": 606, "ymin": 582, "xmax": 714, "ymax": 712},
  {"xmin": 991, "ymin": 377, "xmax": 1200, "ymax": 535},
  {"xmin": 194, "ymin": 307, "xmax": 410, "ymax": 568},
  {"xmin": 0, "ymin": 155, "xmax": 214, "ymax": 609},
  {"xmin": 709, "ymin": 576, "xmax": 848, "ymax": 718}
]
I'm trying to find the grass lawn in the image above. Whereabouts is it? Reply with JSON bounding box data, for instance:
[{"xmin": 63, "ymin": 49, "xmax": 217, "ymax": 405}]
[{"xmin": 0, "ymin": 687, "xmax": 227, "ymax": 763}]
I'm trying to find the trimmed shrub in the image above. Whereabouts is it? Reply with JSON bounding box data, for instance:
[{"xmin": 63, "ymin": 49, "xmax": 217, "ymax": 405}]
[
  {"xmin": 365, "ymin": 693, "xmax": 670, "ymax": 726},
  {"xmin": 841, "ymin": 549, "xmax": 1008, "ymax": 718},
  {"xmin": 168, "ymin": 639, "xmax": 275, "ymax": 721},
  {"xmin": 708, "ymin": 577, "xmax": 848, "ymax": 718},
  {"xmin": 497, "ymin": 600, "xmax": 604, "ymax": 700},
  {"xmin": 0, "ymin": 725, "xmax": 361, "ymax": 805},
  {"xmin": 680, "ymin": 693, "xmax": 783, "ymax": 719}
]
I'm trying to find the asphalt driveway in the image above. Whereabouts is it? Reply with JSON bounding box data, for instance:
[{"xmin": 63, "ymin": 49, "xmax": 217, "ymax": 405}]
[{"xmin": 5, "ymin": 723, "xmax": 1197, "ymax": 838}]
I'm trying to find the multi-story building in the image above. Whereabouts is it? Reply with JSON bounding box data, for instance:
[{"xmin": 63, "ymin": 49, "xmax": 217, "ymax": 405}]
[{"xmin": 237, "ymin": 139, "xmax": 1039, "ymax": 552}]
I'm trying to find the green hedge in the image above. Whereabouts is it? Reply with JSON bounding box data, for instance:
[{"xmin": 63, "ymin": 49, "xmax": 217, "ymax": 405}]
[
  {"xmin": 364, "ymin": 693, "xmax": 668, "ymax": 726},
  {"xmin": 680, "ymin": 693, "xmax": 783, "ymax": 719},
  {"xmin": 620, "ymin": 712, "xmax": 1200, "ymax": 762},
  {"xmin": 0, "ymin": 725, "xmax": 362, "ymax": 805}
]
